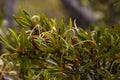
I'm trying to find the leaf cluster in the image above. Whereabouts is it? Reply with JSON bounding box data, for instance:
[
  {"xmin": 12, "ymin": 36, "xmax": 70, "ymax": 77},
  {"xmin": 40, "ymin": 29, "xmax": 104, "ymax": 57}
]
[{"xmin": 0, "ymin": 10, "xmax": 120, "ymax": 80}]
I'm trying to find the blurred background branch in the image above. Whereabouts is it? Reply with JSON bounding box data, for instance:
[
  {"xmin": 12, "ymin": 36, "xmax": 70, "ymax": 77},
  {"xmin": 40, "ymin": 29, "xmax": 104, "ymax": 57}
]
[
  {"xmin": 61, "ymin": 0, "xmax": 98, "ymax": 28},
  {"xmin": 4, "ymin": 0, "xmax": 18, "ymax": 29}
]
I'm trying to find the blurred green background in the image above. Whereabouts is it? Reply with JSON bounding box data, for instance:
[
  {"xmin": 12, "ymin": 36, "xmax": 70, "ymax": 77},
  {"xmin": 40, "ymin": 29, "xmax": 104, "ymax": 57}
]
[
  {"xmin": 0, "ymin": 0, "xmax": 120, "ymax": 28},
  {"xmin": 0, "ymin": 0, "xmax": 68, "ymax": 25},
  {"xmin": 18, "ymin": 0, "xmax": 69, "ymax": 22}
]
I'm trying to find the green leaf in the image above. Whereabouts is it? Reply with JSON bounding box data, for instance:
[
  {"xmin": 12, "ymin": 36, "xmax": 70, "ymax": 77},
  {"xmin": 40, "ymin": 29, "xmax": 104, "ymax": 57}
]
[
  {"xmin": 43, "ymin": 32, "xmax": 56, "ymax": 46},
  {"xmin": 42, "ymin": 70, "xmax": 49, "ymax": 80},
  {"xmin": 59, "ymin": 19, "xmax": 65, "ymax": 35},
  {"xmin": 39, "ymin": 47, "xmax": 55, "ymax": 53},
  {"xmin": 39, "ymin": 15, "xmax": 51, "ymax": 31},
  {"xmin": 80, "ymin": 62, "xmax": 94, "ymax": 71},
  {"xmin": 51, "ymin": 18, "xmax": 57, "ymax": 27},
  {"xmin": 97, "ymin": 69, "xmax": 112, "ymax": 79},
  {"xmin": 0, "ymin": 36, "xmax": 15, "ymax": 52},
  {"xmin": 22, "ymin": 9, "xmax": 31, "ymax": 19},
  {"xmin": 47, "ymin": 66, "xmax": 60, "ymax": 73},
  {"xmin": 9, "ymin": 29, "xmax": 20, "ymax": 46},
  {"xmin": 13, "ymin": 16, "xmax": 32, "ymax": 28},
  {"xmin": 69, "ymin": 18, "xmax": 73, "ymax": 29},
  {"xmin": 77, "ymin": 28, "xmax": 91, "ymax": 40},
  {"xmin": 63, "ymin": 56, "xmax": 76, "ymax": 62},
  {"xmin": 19, "ymin": 28, "xmax": 27, "ymax": 49}
]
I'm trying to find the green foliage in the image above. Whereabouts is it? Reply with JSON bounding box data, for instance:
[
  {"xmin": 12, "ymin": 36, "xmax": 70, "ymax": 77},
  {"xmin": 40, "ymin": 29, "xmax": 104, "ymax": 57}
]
[{"xmin": 0, "ymin": 10, "xmax": 120, "ymax": 80}]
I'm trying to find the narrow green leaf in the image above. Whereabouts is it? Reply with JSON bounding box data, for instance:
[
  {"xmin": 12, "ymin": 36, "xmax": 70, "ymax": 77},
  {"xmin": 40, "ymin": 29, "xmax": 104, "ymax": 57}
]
[
  {"xmin": 80, "ymin": 62, "xmax": 94, "ymax": 70},
  {"xmin": 0, "ymin": 36, "xmax": 15, "ymax": 52},
  {"xmin": 9, "ymin": 29, "xmax": 19, "ymax": 46},
  {"xmin": 43, "ymin": 32, "xmax": 56, "ymax": 46},
  {"xmin": 22, "ymin": 10, "xmax": 33, "ymax": 26},
  {"xmin": 51, "ymin": 18, "xmax": 57, "ymax": 27},
  {"xmin": 43, "ymin": 70, "xmax": 49, "ymax": 80},
  {"xmin": 97, "ymin": 69, "xmax": 106, "ymax": 77},
  {"xmin": 69, "ymin": 18, "xmax": 73, "ymax": 29},
  {"xmin": 63, "ymin": 56, "xmax": 76, "ymax": 62},
  {"xmin": 97, "ymin": 69, "xmax": 112, "ymax": 78},
  {"xmin": 19, "ymin": 28, "xmax": 27, "ymax": 49},
  {"xmin": 77, "ymin": 28, "xmax": 91, "ymax": 40},
  {"xmin": 39, "ymin": 47, "xmax": 55, "ymax": 53},
  {"xmin": 60, "ymin": 19, "xmax": 65, "ymax": 35},
  {"xmin": 13, "ymin": 16, "xmax": 32, "ymax": 28},
  {"xmin": 22, "ymin": 9, "xmax": 31, "ymax": 19}
]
